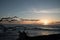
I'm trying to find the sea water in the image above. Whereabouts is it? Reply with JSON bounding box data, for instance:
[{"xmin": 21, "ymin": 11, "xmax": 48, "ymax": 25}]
[{"xmin": 0, "ymin": 24, "xmax": 60, "ymax": 40}]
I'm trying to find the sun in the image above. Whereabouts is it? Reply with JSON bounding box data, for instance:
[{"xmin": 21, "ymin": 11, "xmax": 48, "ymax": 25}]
[
  {"xmin": 43, "ymin": 20, "xmax": 49, "ymax": 25},
  {"xmin": 40, "ymin": 20, "xmax": 50, "ymax": 25}
]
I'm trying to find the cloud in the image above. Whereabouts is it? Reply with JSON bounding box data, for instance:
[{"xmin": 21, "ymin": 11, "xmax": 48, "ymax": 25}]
[
  {"xmin": 32, "ymin": 8, "xmax": 60, "ymax": 13},
  {"xmin": 20, "ymin": 8, "xmax": 60, "ymax": 14}
]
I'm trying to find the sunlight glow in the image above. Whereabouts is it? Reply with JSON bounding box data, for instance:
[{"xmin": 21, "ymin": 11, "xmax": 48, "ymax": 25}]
[
  {"xmin": 40, "ymin": 19, "xmax": 51, "ymax": 25},
  {"xmin": 43, "ymin": 20, "xmax": 49, "ymax": 25}
]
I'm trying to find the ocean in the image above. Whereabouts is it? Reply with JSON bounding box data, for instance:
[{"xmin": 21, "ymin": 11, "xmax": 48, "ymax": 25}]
[{"xmin": 0, "ymin": 24, "xmax": 60, "ymax": 40}]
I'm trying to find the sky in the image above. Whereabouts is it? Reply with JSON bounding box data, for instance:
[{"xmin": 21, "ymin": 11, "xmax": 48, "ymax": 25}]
[{"xmin": 0, "ymin": 0, "xmax": 60, "ymax": 21}]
